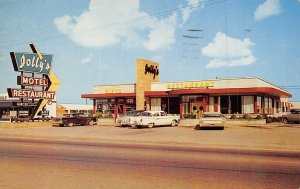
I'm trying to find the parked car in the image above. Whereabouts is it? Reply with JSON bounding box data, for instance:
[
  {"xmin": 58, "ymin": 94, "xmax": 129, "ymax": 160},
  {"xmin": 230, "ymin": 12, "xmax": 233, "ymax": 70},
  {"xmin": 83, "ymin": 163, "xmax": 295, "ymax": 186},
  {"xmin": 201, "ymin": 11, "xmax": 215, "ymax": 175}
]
[
  {"xmin": 55, "ymin": 113, "xmax": 97, "ymax": 127},
  {"xmin": 131, "ymin": 111, "xmax": 180, "ymax": 128},
  {"xmin": 115, "ymin": 110, "xmax": 144, "ymax": 127},
  {"xmin": 282, "ymin": 108, "xmax": 300, "ymax": 124},
  {"xmin": 195, "ymin": 112, "xmax": 226, "ymax": 130}
]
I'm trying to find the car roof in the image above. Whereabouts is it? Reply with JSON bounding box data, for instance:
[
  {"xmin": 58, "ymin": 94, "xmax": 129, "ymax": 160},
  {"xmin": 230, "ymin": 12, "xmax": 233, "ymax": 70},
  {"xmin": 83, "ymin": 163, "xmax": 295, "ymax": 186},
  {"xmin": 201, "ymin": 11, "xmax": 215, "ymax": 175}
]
[
  {"xmin": 143, "ymin": 111, "xmax": 164, "ymax": 114},
  {"xmin": 127, "ymin": 110, "xmax": 145, "ymax": 112}
]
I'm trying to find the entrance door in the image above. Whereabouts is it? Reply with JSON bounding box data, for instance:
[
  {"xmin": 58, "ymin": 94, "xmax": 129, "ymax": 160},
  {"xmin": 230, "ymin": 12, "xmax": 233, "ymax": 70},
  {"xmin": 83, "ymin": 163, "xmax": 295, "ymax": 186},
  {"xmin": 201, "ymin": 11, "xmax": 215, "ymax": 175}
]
[
  {"xmin": 118, "ymin": 104, "xmax": 124, "ymax": 115},
  {"xmin": 220, "ymin": 96, "xmax": 229, "ymax": 114},
  {"xmin": 161, "ymin": 97, "xmax": 180, "ymax": 114},
  {"xmin": 190, "ymin": 101, "xmax": 203, "ymax": 118}
]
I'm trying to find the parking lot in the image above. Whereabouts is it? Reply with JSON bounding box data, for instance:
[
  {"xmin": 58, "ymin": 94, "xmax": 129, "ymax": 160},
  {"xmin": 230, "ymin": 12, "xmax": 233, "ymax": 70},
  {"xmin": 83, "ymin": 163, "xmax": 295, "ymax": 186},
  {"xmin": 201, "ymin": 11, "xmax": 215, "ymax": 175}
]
[{"xmin": 0, "ymin": 122, "xmax": 299, "ymax": 151}]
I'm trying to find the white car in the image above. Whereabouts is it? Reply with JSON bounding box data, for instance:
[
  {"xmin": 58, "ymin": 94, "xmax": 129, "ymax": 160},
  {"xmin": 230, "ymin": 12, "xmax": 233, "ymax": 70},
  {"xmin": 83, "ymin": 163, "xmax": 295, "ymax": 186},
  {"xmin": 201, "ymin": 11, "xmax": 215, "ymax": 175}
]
[
  {"xmin": 131, "ymin": 111, "xmax": 180, "ymax": 128},
  {"xmin": 116, "ymin": 110, "xmax": 144, "ymax": 127},
  {"xmin": 196, "ymin": 112, "xmax": 226, "ymax": 130}
]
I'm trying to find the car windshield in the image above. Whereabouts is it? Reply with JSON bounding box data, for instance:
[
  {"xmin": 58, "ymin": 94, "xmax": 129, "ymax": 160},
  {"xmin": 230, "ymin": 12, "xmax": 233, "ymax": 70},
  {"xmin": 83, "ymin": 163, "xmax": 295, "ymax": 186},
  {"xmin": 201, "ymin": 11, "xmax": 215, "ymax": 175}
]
[
  {"xmin": 134, "ymin": 111, "xmax": 143, "ymax": 116},
  {"xmin": 124, "ymin": 110, "xmax": 142, "ymax": 116},
  {"xmin": 140, "ymin": 112, "xmax": 151, "ymax": 116}
]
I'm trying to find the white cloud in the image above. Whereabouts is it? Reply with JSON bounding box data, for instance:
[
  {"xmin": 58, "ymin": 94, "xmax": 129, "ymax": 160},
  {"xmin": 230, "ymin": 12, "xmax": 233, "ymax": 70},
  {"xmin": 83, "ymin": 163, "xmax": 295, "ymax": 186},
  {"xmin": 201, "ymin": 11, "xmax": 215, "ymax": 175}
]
[
  {"xmin": 54, "ymin": 0, "xmax": 179, "ymax": 50},
  {"xmin": 254, "ymin": 0, "xmax": 281, "ymax": 21},
  {"xmin": 81, "ymin": 54, "xmax": 93, "ymax": 64},
  {"xmin": 202, "ymin": 32, "xmax": 256, "ymax": 69},
  {"xmin": 205, "ymin": 56, "xmax": 256, "ymax": 69},
  {"xmin": 143, "ymin": 14, "xmax": 177, "ymax": 50},
  {"xmin": 202, "ymin": 32, "xmax": 254, "ymax": 58},
  {"xmin": 182, "ymin": 0, "xmax": 203, "ymax": 24}
]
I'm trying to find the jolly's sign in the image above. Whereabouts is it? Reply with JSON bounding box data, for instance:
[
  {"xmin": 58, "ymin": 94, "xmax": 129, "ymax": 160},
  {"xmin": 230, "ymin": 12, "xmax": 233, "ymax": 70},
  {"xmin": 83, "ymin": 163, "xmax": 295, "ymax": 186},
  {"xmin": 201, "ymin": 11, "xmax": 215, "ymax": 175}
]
[
  {"xmin": 144, "ymin": 64, "xmax": 159, "ymax": 79},
  {"xmin": 10, "ymin": 52, "xmax": 52, "ymax": 75},
  {"xmin": 7, "ymin": 44, "xmax": 60, "ymax": 119}
]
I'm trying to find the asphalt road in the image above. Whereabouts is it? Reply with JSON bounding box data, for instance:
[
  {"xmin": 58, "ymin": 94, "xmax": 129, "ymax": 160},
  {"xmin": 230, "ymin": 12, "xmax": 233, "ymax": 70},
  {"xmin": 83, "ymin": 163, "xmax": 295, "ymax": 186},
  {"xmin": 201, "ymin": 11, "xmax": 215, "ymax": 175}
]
[{"xmin": 0, "ymin": 138, "xmax": 299, "ymax": 189}]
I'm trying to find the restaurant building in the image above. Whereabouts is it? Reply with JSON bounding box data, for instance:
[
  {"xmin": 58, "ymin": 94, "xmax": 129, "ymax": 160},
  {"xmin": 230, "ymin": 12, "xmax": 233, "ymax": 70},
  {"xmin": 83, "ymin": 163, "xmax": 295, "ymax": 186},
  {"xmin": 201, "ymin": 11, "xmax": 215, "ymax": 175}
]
[
  {"xmin": 81, "ymin": 59, "xmax": 292, "ymax": 119},
  {"xmin": 0, "ymin": 92, "xmax": 56, "ymax": 121}
]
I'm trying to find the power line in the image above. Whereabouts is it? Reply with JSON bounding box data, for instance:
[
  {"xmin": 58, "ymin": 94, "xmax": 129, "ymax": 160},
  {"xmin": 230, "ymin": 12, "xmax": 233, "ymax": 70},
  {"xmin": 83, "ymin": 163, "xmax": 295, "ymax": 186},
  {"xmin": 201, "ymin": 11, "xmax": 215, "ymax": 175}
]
[
  {"xmin": 280, "ymin": 86, "xmax": 300, "ymax": 89},
  {"xmin": 182, "ymin": 42, "xmax": 200, "ymax": 46},
  {"xmin": 186, "ymin": 28, "xmax": 203, "ymax": 32},
  {"xmin": 182, "ymin": 35, "xmax": 203, "ymax": 39},
  {"xmin": 2, "ymin": 0, "xmax": 226, "ymax": 48}
]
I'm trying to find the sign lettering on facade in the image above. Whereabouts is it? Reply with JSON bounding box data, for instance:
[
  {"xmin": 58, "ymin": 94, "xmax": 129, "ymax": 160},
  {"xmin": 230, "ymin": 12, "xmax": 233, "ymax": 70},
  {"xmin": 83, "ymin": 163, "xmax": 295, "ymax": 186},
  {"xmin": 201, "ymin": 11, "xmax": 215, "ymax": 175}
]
[
  {"xmin": 0, "ymin": 95, "xmax": 7, "ymax": 101},
  {"xmin": 8, "ymin": 88, "xmax": 55, "ymax": 99},
  {"xmin": 10, "ymin": 111, "xmax": 17, "ymax": 117},
  {"xmin": 10, "ymin": 52, "xmax": 52, "ymax": 75},
  {"xmin": 14, "ymin": 102, "xmax": 37, "ymax": 106},
  {"xmin": 105, "ymin": 89, "xmax": 122, "ymax": 94},
  {"xmin": 167, "ymin": 81, "xmax": 215, "ymax": 89},
  {"xmin": 18, "ymin": 76, "xmax": 49, "ymax": 86},
  {"xmin": 144, "ymin": 64, "xmax": 159, "ymax": 79},
  {"xmin": 19, "ymin": 110, "xmax": 29, "ymax": 116}
]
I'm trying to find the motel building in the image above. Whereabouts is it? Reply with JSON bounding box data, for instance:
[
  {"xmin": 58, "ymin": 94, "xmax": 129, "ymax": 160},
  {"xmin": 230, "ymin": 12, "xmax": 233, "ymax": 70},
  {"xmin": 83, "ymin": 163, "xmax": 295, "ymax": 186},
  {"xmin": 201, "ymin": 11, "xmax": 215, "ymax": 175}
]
[{"xmin": 81, "ymin": 59, "xmax": 292, "ymax": 121}]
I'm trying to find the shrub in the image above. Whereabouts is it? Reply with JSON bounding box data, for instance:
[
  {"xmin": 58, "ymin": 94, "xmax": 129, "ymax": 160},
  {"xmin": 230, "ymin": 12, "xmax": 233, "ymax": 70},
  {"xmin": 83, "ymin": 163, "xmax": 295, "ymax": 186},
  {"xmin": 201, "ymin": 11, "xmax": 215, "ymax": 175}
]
[
  {"xmin": 242, "ymin": 114, "xmax": 252, "ymax": 120},
  {"xmin": 96, "ymin": 112, "xmax": 103, "ymax": 118},
  {"xmin": 183, "ymin": 114, "xmax": 197, "ymax": 119},
  {"xmin": 183, "ymin": 114, "xmax": 191, "ymax": 119},
  {"xmin": 275, "ymin": 117, "xmax": 282, "ymax": 122},
  {"xmin": 255, "ymin": 115, "xmax": 263, "ymax": 119},
  {"xmin": 266, "ymin": 116, "xmax": 274, "ymax": 123},
  {"xmin": 230, "ymin": 114, "xmax": 238, "ymax": 119}
]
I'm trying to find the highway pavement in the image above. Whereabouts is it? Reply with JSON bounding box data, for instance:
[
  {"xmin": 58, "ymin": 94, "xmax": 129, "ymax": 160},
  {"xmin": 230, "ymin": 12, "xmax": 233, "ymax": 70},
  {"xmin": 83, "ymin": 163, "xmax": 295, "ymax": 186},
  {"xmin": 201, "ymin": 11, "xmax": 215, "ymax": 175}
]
[
  {"xmin": 0, "ymin": 137, "xmax": 299, "ymax": 189},
  {"xmin": 0, "ymin": 123, "xmax": 299, "ymax": 188}
]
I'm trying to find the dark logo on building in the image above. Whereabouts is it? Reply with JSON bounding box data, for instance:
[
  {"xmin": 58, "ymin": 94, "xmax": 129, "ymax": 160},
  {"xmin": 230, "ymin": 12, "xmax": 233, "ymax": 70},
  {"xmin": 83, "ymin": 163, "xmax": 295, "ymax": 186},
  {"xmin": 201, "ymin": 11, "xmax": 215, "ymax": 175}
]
[{"xmin": 144, "ymin": 64, "xmax": 159, "ymax": 79}]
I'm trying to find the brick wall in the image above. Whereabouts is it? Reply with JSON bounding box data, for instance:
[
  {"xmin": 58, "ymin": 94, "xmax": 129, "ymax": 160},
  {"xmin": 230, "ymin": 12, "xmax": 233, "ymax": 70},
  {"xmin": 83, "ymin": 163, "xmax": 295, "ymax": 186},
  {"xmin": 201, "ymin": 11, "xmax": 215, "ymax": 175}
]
[{"xmin": 136, "ymin": 59, "xmax": 160, "ymax": 110}]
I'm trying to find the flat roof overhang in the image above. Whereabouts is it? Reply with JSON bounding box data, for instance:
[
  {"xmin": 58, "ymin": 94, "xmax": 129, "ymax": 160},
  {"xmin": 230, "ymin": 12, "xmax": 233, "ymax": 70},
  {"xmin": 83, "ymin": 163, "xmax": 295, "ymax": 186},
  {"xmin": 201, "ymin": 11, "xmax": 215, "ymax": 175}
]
[
  {"xmin": 81, "ymin": 93, "xmax": 136, "ymax": 99},
  {"xmin": 145, "ymin": 87, "xmax": 292, "ymax": 98}
]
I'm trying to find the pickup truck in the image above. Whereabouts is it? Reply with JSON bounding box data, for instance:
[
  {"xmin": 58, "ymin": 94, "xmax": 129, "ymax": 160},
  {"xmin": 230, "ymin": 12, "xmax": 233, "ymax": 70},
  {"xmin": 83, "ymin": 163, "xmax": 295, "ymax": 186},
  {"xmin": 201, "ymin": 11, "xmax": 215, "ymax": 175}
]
[
  {"xmin": 282, "ymin": 109, "xmax": 300, "ymax": 124},
  {"xmin": 56, "ymin": 113, "xmax": 97, "ymax": 127},
  {"xmin": 131, "ymin": 111, "xmax": 180, "ymax": 128}
]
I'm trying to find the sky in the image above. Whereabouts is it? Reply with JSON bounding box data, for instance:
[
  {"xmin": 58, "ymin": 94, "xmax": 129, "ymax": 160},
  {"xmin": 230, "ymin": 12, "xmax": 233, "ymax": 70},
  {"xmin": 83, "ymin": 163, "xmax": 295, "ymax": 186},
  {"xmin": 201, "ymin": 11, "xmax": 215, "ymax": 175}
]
[{"xmin": 1, "ymin": 0, "xmax": 300, "ymax": 104}]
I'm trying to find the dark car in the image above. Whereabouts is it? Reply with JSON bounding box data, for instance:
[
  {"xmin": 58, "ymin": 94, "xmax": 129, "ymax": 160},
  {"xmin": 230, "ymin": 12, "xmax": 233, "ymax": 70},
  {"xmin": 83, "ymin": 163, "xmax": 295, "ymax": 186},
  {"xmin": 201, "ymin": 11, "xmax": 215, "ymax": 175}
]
[{"xmin": 57, "ymin": 113, "xmax": 97, "ymax": 127}]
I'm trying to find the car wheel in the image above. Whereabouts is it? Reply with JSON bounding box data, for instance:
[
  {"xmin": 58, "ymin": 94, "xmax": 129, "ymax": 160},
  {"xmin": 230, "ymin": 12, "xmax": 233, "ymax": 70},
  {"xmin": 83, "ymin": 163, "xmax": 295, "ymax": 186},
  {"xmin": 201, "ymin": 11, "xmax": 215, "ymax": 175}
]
[
  {"xmin": 194, "ymin": 124, "xmax": 200, "ymax": 130},
  {"xmin": 282, "ymin": 118, "xmax": 288, "ymax": 124},
  {"xmin": 171, "ymin": 120, "xmax": 176, "ymax": 127},
  {"xmin": 148, "ymin": 123, "xmax": 154, "ymax": 128},
  {"xmin": 88, "ymin": 120, "xmax": 95, "ymax": 126},
  {"xmin": 68, "ymin": 122, "xmax": 74, "ymax": 127}
]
